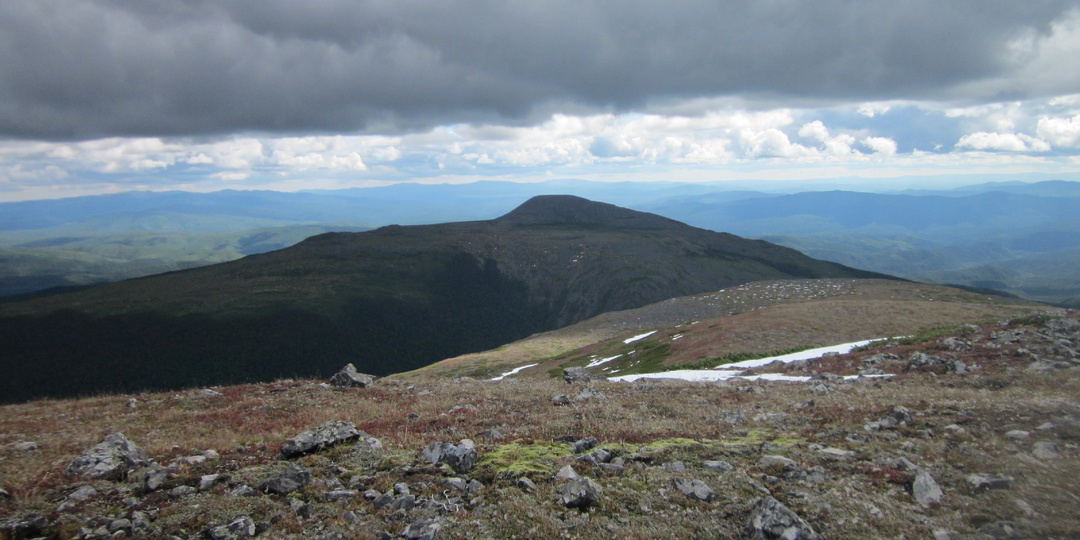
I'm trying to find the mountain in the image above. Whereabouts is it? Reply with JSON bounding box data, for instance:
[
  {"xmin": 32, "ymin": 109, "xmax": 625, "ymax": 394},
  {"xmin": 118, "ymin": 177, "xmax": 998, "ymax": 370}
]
[{"xmin": 0, "ymin": 196, "xmax": 889, "ymax": 403}]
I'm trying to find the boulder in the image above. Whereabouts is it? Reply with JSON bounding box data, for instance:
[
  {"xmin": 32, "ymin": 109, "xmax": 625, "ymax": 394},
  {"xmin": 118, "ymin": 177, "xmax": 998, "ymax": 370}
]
[
  {"xmin": 673, "ymin": 478, "xmax": 714, "ymax": 501},
  {"xmin": 967, "ymin": 473, "xmax": 1011, "ymax": 494},
  {"xmin": 328, "ymin": 363, "xmax": 376, "ymax": 388},
  {"xmin": 563, "ymin": 367, "xmax": 602, "ymax": 384},
  {"xmin": 257, "ymin": 463, "xmax": 312, "ymax": 494},
  {"xmin": 913, "ymin": 468, "xmax": 944, "ymax": 507},
  {"xmin": 568, "ymin": 437, "xmax": 598, "ymax": 454},
  {"xmin": 559, "ymin": 477, "xmax": 602, "ymax": 508},
  {"xmin": 745, "ymin": 496, "xmax": 821, "ymax": 540},
  {"xmin": 65, "ymin": 432, "xmax": 151, "ymax": 481},
  {"xmin": 278, "ymin": 420, "xmax": 374, "ymax": 459},
  {"xmin": 402, "ymin": 518, "xmax": 441, "ymax": 540},
  {"xmin": 422, "ymin": 439, "xmax": 477, "ymax": 474},
  {"xmin": 206, "ymin": 516, "xmax": 256, "ymax": 540}
]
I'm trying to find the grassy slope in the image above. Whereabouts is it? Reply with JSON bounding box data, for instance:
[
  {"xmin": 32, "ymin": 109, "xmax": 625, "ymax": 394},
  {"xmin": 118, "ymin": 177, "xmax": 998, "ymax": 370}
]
[
  {"xmin": 402, "ymin": 279, "xmax": 1042, "ymax": 381},
  {"xmin": 0, "ymin": 310, "xmax": 1076, "ymax": 539}
]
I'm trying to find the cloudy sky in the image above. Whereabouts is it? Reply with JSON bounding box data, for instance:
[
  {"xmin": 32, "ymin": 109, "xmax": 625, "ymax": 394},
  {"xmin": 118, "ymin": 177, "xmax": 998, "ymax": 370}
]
[{"xmin": 2, "ymin": 1, "xmax": 1080, "ymax": 201}]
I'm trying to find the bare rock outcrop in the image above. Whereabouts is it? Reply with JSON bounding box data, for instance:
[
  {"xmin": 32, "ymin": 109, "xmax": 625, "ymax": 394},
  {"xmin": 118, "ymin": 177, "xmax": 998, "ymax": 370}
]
[{"xmin": 65, "ymin": 432, "xmax": 151, "ymax": 481}]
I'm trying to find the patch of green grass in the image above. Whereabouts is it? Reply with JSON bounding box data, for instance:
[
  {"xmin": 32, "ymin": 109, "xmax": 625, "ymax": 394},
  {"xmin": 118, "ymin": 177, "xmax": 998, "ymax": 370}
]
[{"xmin": 474, "ymin": 441, "xmax": 573, "ymax": 480}]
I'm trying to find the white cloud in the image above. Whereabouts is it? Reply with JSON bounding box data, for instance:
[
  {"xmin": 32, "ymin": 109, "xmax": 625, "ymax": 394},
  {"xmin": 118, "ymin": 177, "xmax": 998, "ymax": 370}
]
[
  {"xmin": 857, "ymin": 103, "xmax": 891, "ymax": 118},
  {"xmin": 956, "ymin": 132, "xmax": 1050, "ymax": 152},
  {"xmin": 1037, "ymin": 114, "xmax": 1080, "ymax": 148},
  {"xmin": 861, "ymin": 137, "xmax": 898, "ymax": 155}
]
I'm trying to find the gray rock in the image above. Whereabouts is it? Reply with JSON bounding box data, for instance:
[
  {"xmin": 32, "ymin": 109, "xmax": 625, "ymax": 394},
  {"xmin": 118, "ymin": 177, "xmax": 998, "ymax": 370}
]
[
  {"xmin": 328, "ymin": 363, "xmax": 376, "ymax": 388},
  {"xmin": 13, "ymin": 441, "xmax": 37, "ymax": 452},
  {"xmin": 66, "ymin": 485, "xmax": 98, "ymax": 501},
  {"xmin": 967, "ymin": 473, "xmax": 1011, "ymax": 494},
  {"xmin": 392, "ymin": 494, "xmax": 416, "ymax": 511},
  {"xmin": 230, "ymin": 485, "xmax": 256, "ymax": 497},
  {"xmin": 559, "ymin": 477, "xmax": 602, "ymax": 508},
  {"xmin": 563, "ymin": 366, "xmax": 600, "ymax": 383},
  {"xmin": 941, "ymin": 337, "xmax": 972, "ymax": 351},
  {"xmin": 257, "ymin": 463, "xmax": 312, "ymax": 494},
  {"xmin": 818, "ymin": 447, "xmax": 854, "ymax": 458},
  {"xmin": 206, "ymin": 516, "xmax": 255, "ymax": 540},
  {"xmin": 65, "ymin": 432, "xmax": 151, "ymax": 481},
  {"xmin": 142, "ymin": 465, "xmax": 169, "ymax": 492},
  {"xmin": 574, "ymin": 387, "xmax": 606, "ymax": 401},
  {"xmin": 465, "ymin": 479, "xmax": 484, "ymax": 497},
  {"xmin": 402, "ymin": 518, "xmax": 441, "ymax": 540},
  {"xmin": 108, "ymin": 519, "xmax": 131, "ymax": 533},
  {"xmin": 550, "ymin": 393, "xmax": 570, "ymax": 406},
  {"xmin": 745, "ymin": 496, "xmax": 821, "ymax": 540},
  {"xmin": 198, "ymin": 474, "xmax": 227, "ymax": 491},
  {"xmin": 373, "ymin": 492, "xmax": 395, "ymax": 509},
  {"xmin": 517, "ymin": 478, "xmax": 537, "ymax": 492},
  {"xmin": 568, "ymin": 437, "xmax": 598, "ymax": 454},
  {"xmin": 1004, "ymin": 430, "xmax": 1030, "ymax": 440},
  {"xmin": 422, "ymin": 439, "xmax": 477, "ymax": 474},
  {"xmin": 913, "ymin": 468, "xmax": 944, "ymax": 507},
  {"xmin": 169, "ymin": 485, "xmax": 197, "ymax": 497},
  {"xmin": 555, "ymin": 465, "xmax": 581, "ymax": 481},
  {"xmin": 1032, "ymin": 441, "xmax": 1060, "ymax": 459},
  {"xmin": 326, "ymin": 490, "xmax": 356, "ymax": 501},
  {"xmin": 758, "ymin": 455, "xmax": 797, "ymax": 471},
  {"xmin": 703, "ymin": 460, "xmax": 735, "ymax": 472},
  {"xmin": 664, "ymin": 461, "xmax": 686, "ymax": 472},
  {"xmin": 1, "ymin": 514, "xmax": 48, "ymax": 539},
  {"xmin": 673, "ymin": 478, "xmax": 713, "ymax": 501},
  {"xmin": 577, "ymin": 448, "xmax": 612, "ymax": 465},
  {"xmin": 343, "ymin": 511, "xmax": 361, "ymax": 526},
  {"xmin": 278, "ymin": 420, "xmax": 364, "ymax": 459}
]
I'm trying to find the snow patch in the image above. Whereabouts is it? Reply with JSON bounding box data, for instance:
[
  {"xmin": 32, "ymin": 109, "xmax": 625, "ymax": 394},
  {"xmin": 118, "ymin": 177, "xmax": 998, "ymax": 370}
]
[
  {"xmin": 586, "ymin": 354, "xmax": 622, "ymax": 368},
  {"xmin": 624, "ymin": 331, "xmax": 656, "ymax": 344},
  {"xmin": 489, "ymin": 363, "xmax": 539, "ymax": 381}
]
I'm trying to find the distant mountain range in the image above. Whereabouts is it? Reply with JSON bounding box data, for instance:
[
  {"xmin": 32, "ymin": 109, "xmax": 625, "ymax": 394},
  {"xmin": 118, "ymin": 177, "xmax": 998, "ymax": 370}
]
[
  {"xmin": 0, "ymin": 196, "xmax": 887, "ymax": 403},
  {"xmin": 2, "ymin": 179, "xmax": 1079, "ymax": 306}
]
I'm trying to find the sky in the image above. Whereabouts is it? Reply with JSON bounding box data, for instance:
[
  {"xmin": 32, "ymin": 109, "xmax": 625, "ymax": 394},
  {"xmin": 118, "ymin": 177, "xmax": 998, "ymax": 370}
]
[{"xmin": 2, "ymin": 1, "xmax": 1080, "ymax": 201}]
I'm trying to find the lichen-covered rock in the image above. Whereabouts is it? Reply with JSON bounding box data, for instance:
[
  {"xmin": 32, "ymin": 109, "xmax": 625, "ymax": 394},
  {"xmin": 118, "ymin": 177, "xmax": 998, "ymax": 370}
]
[
  {"xmin": 65, "ymin": 432, "xmax": 151, "ymax": 481},
  {"xmin": 278, "ymin": 420, "xmax": 373, "ymax": 459},
  {"xmin": 206, "ymin": 516, "xmax": 256, "ymax": 540},
  {"xmin": 745, "ymin": 496, "xmax": 821, "ymax": 540},
  {"xmin": 913, "ymin": 468, "xmax": 944, "ymax": 507},
  {"xmin": 559, "ymin": 477, "xmax": 602, "ymax": 508},
  {"xmin": 673, "ymin": 478, "xmax": 713, "ymax": 501},
  {"xmin": 563, "ymin": 367, "xmax": 601, "ymax": 383},
  {"xmin": 422, "ymin": 439, "xmax": 477, "ymax": 474},
  {"xmin": 257, "ymin": 463, "xmax": 312, "ymax": 494},
  {"xmin": 328, "ymin": 363, "xmax": 376, "ymax": 387}
]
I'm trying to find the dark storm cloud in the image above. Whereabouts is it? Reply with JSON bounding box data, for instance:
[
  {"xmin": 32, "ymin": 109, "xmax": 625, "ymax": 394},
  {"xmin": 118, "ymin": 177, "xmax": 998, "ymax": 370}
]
[{"xmin": 0, "ymin": 0, "xmax": 1075, "ymax": 139}]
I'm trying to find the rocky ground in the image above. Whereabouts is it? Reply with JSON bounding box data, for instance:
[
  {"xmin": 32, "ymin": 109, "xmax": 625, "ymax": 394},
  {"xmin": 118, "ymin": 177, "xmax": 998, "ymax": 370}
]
[{"xmin": 1, "ymin": 312, "xmax": 1078, "ymax": 539}]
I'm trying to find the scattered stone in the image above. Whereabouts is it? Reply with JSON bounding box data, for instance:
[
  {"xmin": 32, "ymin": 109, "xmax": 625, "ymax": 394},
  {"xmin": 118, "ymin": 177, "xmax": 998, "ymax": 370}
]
[
  {"xmin": 913, "ymin": 468, "xmax": 944, "ymax": 507},
  {"xmin": 719, "ymin": 411, "xmax": 747, "ymax": 424},
  {"xmin": 574, "ymin": 387, "xmax": 606, "ymax": 401},
  {"xmin": 555, "ymin": 465, "xmax": 581, "ymax": 481},
  {"xmin": 808, "ymin": 380, "xmax": 831, "ymax": 394},
  {"xmin": 422, "ymin": 439, "xmax": 477, "ymax": 474},
  {"xmin": 373, "ymin": 492, "xmax": 395, "ymax": 509},
  {"xmin": 577, "ymin": 448, "xmax": 613, "ymax": 465},
  {"xmin": 758, "ymin": 455, "xmax": 797, "ymax": 471},
  {"xmin": 198, "ymin": 474, "xmax": 227, "ymax": 491},
  {"xmin": 967, "ymin": 473, "xmax": 1012, "ymax": 494},
  {"xmin": 401, "ymin": 518, "xmax": 441, "ymax": 540},
  {"xmin": 200, "ymin": 388, "xmax": 223, "ymax": 397},
  {"xmin": 559, "ymin": 477, "xmax": 602, "ymax": 508},
  {"xmin": 664, "ymin": 461, "xmax": 686, "ymax": 472},
  {"xmin": 142, "ymin": 465, "xmax": 169, "ymax": 492},
  {"xmin": 516, "ymin": 477, "xmax": 537, "ymax": 492},
  {"xmin": 66, "ymin": 485, "xmax": 98, "ymax": 502},
  {"xmin": 818, "ymin": 447, "xmax": 854, "ymax": 458},
  {"xmin": 326, "ymin": 490, "xmax": 356, "ymax": 501},
  {"xmin": 328, "ymin": 363, "xmax": 376, "ymax": 388},
  {"xmin": 392, "ymin": 494, "xmax": 416, "ymax": 511},
  {"xmin": 673, "ymin": 478, "xmax": 714, "ymax": 501},
  {"xmin": 257, "ymin": 463, "xmax": 312, "ymax": 494},
  {"xmin": 108, "ymin": 519, "xmax": 131, "ymax": 533},
  {"xmin": 465, "ymin": 479, "xmax": 484, "ymax": 497},
  {"xmin": 550, "ymin": 393, "xmax": 571, "ymax": 406},
  {"xmin": 941, "ymin": 337, "xmax": 972, "ymax": 351},
  {"xmin": 1, "ymin": 514, "xmax": 48, "ymax": 539},
  {"xmin": 1004, "ymin": 430, "xmax": 1030, "ymax": 440},
  {"xmin": 482, "ymin": 427, "xmax": 505, "ymax": 441},
  {"xmin": 1032, "ymin": 441, "xmax": 1060, "ymax": 459},
  {"xmin": 343, "ymin": 511, "xmax": 361, "ymax": 527},
  {"xmin": 568, "ymin": 437, "xmax": 598, "ymax": 454},
  {"xmin": 745, "ymin": 496, "xmax": 821, "ymax": 540},
  {"xmin": 230, "ymin": 485, "xmax": 256, "ymax": 497},
  {"xmin": 169, "ymin": 485, "xmax": 197, "ymax": 498},
  {"xmin": 563, "ymin": 367, "xmax": 600, "ymax": 383},
  {"xmin": 905, "ymin": 352, "xmax": 967, "ymax": 374},
  {"xmin": 13, "ymin": 441, "xmax": 37, "ymax": 452},
  {"xmin": 65, "ymin": 432, "xmax": 151, "ymax": 481},
  {"xmin": 206, "ymin": 516, "xmax": 255, "ymax": 540},
  {"xmin": 278, "ymin": 420, "xmax": 365, "ymax": 459},
  {"xmin": 703, "ymin": 460, "xmax": 735, "ymax": 472}
]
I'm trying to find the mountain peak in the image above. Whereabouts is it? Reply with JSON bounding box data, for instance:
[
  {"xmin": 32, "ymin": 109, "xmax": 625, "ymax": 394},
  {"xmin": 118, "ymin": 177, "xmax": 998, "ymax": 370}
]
[{"xmin": 496, "ymin": 195, "xmax": 682, "ymax": 229}]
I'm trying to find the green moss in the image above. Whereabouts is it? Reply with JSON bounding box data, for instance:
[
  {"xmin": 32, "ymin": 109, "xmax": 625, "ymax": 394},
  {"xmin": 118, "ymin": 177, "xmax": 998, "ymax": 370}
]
[{"xmin": 475, "ymin": 441, "xmax": 573, "ymax": 479}]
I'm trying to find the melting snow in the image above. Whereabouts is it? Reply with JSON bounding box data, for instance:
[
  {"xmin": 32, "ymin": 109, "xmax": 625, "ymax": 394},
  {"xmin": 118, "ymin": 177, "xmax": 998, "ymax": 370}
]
[
  {"xmin": 489, "ymin": 363, "xmax": 539, "ymax": 381},
  {"xmin": 609, "ymin": 338, "xmax": 896, "ymax": 383},
  {"xmin": 624, "ymin": 331, "xmax": 657, "ymax": 344},
  {"xmin": 586, "ymin": 354, "xmax": 622, "ymax": 368}
]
